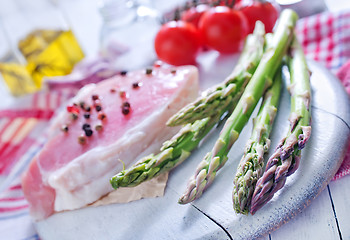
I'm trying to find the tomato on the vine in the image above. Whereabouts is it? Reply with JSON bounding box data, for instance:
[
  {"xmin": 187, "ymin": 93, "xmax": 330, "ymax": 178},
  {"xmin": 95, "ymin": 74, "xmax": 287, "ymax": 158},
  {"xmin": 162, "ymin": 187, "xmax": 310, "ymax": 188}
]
[
  {"xmin": 236, "ymin": 0, "xmax": 279, "ymax": 33},
  {"xmin": 198, "ymin": 6, "xmax": 249, "ymax": 53},
  {"xmin": 181, "ymin": 4, "xmax": 210, "ymax": 28},
  {"xmin": 154, "ymin": 21, "xmax": 201, "ymax": 66}
]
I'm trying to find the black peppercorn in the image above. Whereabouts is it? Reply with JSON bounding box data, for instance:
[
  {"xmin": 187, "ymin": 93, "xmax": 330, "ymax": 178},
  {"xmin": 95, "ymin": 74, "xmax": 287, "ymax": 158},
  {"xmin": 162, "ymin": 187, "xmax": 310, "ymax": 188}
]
[
  {"xmin": 95, "ymin": 105, "xmax": 102, "ymax": 112},
  {"xmin": 82, "ymin": 123, "xmax": 91, "ymax": 130},
  {"xmin": 122, "ymin": 106, "xmax": 130, "ymax": 115},
  {"xmin": 85, "ymin": 129, "xmax": 93, "ymax": 137}
]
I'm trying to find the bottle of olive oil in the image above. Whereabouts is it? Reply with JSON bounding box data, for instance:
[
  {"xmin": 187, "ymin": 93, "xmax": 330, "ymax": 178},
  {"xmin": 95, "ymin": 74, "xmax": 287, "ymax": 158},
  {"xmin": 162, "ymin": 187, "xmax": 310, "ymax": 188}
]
[{"xmin": 0, "ymin": 0, "xmax": 84, "ymax": 96}]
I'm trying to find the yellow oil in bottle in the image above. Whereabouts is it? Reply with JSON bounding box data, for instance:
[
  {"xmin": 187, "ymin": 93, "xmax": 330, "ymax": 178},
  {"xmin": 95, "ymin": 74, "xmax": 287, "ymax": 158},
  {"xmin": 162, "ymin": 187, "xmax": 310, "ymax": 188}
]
[
  {"xmin": 0, "ymin": 63, "xmax": 37, "ymax": 96},
  {"xmin": 0, "ymin": 29, "xmax": 84, "ymax": 96}
]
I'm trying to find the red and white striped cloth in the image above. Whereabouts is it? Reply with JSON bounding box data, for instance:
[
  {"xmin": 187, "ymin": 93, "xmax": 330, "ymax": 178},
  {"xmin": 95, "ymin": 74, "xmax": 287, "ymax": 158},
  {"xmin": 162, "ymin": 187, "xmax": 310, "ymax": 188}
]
[
  {"xmin": 0, "ymin": 9, "xmax": 350, "ymax": 240},
  {"xmin": 0, "ymin": 91, "xmax": 73, "ymax": 177},
  {"xmin": 0, "ymin": 90, "xmax": 75, "ymax": 239}
]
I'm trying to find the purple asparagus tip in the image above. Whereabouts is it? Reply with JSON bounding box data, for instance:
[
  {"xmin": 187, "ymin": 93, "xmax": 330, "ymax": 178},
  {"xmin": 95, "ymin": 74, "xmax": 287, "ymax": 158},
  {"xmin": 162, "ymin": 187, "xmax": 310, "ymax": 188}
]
[
  {"xmin": 298, "ymin": 126, "xmax": 312, "ymax": 149},
  {"xmin": 287, "ymin": 154, "xmax": 301, "ymax": 176}
]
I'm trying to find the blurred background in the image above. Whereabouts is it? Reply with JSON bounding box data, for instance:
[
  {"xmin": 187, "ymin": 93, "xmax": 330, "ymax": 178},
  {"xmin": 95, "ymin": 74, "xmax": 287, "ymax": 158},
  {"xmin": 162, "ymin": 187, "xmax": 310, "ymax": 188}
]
[{"xmin": 0, "ymin": 0, "xmax": 349, "ymax": 102}]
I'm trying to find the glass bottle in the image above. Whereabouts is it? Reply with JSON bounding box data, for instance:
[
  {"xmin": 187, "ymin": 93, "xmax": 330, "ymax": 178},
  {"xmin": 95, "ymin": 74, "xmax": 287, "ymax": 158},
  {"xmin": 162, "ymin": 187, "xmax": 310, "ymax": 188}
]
[
  {"xmin": 0, "ymin": 0, "xmax": 84, "ymax": 96},
  {"xmin": 98, "ymin": 0, "xmax": 161, "ymax": 71}
]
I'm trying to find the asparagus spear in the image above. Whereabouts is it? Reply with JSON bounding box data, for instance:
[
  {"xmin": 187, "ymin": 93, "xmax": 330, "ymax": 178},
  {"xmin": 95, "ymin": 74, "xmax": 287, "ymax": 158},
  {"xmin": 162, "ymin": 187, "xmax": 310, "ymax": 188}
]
[
  {"xmin": 233, "ymin": 66, "xmax": 282, "ymax": 215},
  {"xmin": 111, "ymin": 117, "xmax": 217, "ymax": 189},
  {"xmin": 250, "ymin": 35, "xmax": 312, "ymax": 214},
  {"xmin": 178, "ymin": 9, "xmax": 298, "ymax": 205},
  {"xmin": 110, "ymin": 23, "xmax": 266, "ymax": 189},
  {"xmin": 166, "ymin": 21, "xmax": 266, "ymax": 127}
]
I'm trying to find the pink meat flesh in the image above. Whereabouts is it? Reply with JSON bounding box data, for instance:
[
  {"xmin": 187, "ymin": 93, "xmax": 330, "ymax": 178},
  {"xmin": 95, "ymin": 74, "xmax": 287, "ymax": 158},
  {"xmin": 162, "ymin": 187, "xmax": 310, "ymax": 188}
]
[{"xmin": 22, "ymin": 65, "xmax": 199, "ymax": 220}]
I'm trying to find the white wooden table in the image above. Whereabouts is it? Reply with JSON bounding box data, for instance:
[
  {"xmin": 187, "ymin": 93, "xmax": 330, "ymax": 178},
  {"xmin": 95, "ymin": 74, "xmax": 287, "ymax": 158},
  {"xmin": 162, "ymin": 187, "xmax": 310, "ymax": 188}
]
[{"xmin": 0, "ymin": 0, "xmax": 349, "ymax": 239}]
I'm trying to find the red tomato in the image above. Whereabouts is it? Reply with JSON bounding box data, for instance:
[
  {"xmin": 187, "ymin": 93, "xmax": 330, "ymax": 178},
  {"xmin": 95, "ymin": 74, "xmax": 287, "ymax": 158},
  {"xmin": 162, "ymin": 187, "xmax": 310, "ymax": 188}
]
[
  {"xmin": 237, "ymin": 0, "xmax": 279, "ymax": 33},
  {"xmin": 181, "ymin": 4, "xmax": 210, "ymax": 28},
  {"xmin": 154, "ymin": 21, "xmax": 201, "ymax": 66},
  {"xmin": 198, "ymin": 6, "xmax": 249, "ymax": 53}
]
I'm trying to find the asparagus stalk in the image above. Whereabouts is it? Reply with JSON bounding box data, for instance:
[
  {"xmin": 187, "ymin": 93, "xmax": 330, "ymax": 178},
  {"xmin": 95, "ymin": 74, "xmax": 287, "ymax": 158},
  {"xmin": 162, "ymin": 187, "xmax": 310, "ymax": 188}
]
[
  {"xmin": 178, "ymin": 9, "xmax": 298, "ymax": 205},
  {"xmin": 166, "ymin": 21, "xmax": 266, "ymax": 127},
  {"xmin": 233, "ymin": 66, "xmax": 282, "ymax": 215},
  {"xmin": 111, "ymin": 117, "xmax": 217, "ymax": 188},
  {"xmin": 250, "ymin": 35, "xmax": 312, "ymax": 214},
  {"xmin": 110, "ymin": 23, "xmax": 266, "ymax": 189}
]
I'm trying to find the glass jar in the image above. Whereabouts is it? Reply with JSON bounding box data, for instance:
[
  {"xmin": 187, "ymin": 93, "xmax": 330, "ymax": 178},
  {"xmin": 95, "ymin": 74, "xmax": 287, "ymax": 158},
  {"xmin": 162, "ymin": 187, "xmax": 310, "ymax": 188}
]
[{"xmin": 98, "ymin": 0, "xmax": 161, "ymax": 71}]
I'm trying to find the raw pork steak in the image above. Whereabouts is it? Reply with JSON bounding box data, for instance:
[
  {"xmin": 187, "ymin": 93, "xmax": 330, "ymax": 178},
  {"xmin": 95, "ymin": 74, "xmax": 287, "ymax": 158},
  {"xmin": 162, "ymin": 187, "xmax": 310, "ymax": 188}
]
[{"xmin": 22, "ymin": 65, "xmax": 199, "ymax": 220}]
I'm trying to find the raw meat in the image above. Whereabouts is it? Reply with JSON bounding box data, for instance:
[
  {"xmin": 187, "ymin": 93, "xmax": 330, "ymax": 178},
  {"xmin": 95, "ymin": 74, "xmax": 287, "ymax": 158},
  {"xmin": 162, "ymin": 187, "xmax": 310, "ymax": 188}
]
[{"xmin": 21, "ymin": 65, "xmax": 199, "ymax": 220}]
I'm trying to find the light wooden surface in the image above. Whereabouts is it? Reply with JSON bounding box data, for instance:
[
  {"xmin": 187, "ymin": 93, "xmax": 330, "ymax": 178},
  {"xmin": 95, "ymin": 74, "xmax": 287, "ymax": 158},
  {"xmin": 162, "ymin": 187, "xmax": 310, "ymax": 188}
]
[{"xmin": 1, "ymin": 0, "xmax": 350, "ymax": 239}]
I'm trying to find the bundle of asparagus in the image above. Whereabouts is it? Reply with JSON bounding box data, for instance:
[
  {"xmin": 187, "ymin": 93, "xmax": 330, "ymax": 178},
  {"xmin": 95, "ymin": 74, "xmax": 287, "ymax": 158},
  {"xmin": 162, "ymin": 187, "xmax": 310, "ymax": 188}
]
[
  {"xmin": 178, "ymin": 9, "xmax": 298, "ymax": 204},
  {"xmin": 110, "ymin": 8, "xmax": 311, "ymax": 216},
  {"xmin": 110, "ymin": 22, "xmax": 266, "ymax": 189}
]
